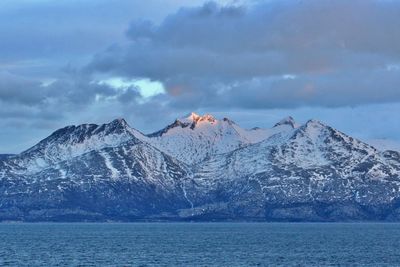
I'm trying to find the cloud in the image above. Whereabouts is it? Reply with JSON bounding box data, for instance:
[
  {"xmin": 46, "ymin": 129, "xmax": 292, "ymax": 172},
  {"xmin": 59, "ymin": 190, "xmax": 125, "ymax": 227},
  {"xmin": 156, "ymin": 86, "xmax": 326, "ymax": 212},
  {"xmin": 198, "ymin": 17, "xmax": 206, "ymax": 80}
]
[
  {"xmin": 0, "ymin": 71, "xmax": 145, "ymax": 123},
  {"xmin": 87, "ymin": 0, "xmax": 400, "ymax": 109},
  {"xmin": 0, "ymin": 72, "xmax": 46, "ymax": 105}
]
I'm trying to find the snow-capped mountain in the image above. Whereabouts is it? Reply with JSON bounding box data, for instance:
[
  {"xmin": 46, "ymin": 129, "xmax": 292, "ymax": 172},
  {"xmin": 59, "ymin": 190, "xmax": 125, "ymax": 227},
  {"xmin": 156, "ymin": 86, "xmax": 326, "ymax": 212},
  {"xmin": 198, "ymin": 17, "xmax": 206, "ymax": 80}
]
[
  {"xmin": 1, "ymin": 113, "xmax": 400, "ymax": 221},
  {"xmin": 147, "ymin": 113, "xmax": 295, "ymax": 164},
  {"xmin": 186, "ymin": 120, "xmax": 400, "ymax": 220},
  {"xmin": 5, "ymin": 118, "xmax": 146, "ymax": 174}
]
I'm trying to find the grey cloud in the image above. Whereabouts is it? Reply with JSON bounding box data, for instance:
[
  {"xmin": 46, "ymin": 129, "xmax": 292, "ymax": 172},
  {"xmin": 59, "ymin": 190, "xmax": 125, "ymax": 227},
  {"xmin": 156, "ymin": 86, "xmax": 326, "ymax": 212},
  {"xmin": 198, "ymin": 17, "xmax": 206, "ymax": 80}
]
[
  {"xmin": 88, "ymin": 0, "xmax": 400, "ymax": 109},
  {"xmin": 0, "ymin": 72, "xmax": 46, "ymax": 105},
  {"xmin": 0, "ymin": 71, "xmax": 146, "ymax": 122},
  {"xmin": 0, "ymin": 0, "xmax": 209, "ymax": 81},
  {"xmin": 224, "ymin": 69, "xmax": 400, "ymax": 109},
  {"xmin": 117, "ymin": 87, "xmax": 142, "ymax": 104},
  {"xmin": 139, "ymin": 0, "xmax": 400, "ymax": 56}
]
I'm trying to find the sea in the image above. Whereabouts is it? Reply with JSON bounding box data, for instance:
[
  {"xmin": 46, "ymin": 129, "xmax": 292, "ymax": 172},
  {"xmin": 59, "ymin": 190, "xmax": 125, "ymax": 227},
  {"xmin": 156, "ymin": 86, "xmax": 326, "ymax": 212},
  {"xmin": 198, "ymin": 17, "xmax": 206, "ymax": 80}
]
[{"xmin": 0, "ymin": 222, "xmax": 400, "ymax": 266}]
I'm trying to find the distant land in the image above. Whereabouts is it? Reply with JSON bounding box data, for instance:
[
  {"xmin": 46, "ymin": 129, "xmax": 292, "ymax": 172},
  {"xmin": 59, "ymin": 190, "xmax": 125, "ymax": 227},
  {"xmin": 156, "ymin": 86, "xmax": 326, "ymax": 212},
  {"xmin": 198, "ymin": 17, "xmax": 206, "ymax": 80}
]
[
  {"xmin": 0, "ymin": 154, "xmax": 14, "ymax": 160},
  {"xmin": 1, "ymin": 113, "xmax": 400, "ymax": 222}
]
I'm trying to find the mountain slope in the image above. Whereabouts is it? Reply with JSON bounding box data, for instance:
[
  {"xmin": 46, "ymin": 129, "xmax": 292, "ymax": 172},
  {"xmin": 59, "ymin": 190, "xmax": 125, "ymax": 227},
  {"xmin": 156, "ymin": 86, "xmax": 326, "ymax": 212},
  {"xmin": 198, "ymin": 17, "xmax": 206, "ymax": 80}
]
[{"xmin": 0, "ymin": 140, "xmax": 192, "ymax": 221}]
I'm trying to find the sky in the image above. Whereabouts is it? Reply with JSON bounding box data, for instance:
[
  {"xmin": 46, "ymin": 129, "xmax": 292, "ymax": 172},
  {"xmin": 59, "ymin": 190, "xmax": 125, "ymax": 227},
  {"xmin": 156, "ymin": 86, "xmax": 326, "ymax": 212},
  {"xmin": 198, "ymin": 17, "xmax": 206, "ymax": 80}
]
[{"xmin": 1, "ymin": 0, "xmax": 400, "ymax": 153}]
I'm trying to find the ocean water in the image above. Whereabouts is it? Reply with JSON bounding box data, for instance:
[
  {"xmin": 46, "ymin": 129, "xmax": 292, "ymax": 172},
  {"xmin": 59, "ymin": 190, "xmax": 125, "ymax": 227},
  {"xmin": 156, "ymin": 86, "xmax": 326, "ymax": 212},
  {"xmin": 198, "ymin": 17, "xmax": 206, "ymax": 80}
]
[{"xmin": 1, "ymin": 223, "xmax": 400, "ymax": 266}]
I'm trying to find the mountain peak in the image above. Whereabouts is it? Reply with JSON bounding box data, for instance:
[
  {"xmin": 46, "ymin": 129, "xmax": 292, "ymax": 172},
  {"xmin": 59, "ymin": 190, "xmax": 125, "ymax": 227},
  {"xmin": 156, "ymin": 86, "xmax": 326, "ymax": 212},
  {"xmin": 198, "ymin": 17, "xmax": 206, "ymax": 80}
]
[
  {"xmin": 182, "ymin": 112, "xmax": 217, "ymax": 124},
  {"xmin": 187, "ymin": 112, "xmax": 200, "ymax": 121},
  {"xmin": 112, "ymin": 117, "xmax": 128, "ymax": 124},
  {"xmin": 21, "ymin": 117, "xmax": 141, "ymax": 161},
  {"xmin": 108, "ymin": 118, "xmax": 129, "ymax": 128},
  {"xmin": 274, "ymin": 116, "xmax": 296, "ymax": 128},
  {"xmin": 305, "ymin": 119, "xmax": 326, "ymax": 127},
  {"xmin": 148, "ymin": 113, "xmax": 236, "ymax": 137},
  {"xmin": 91, "ymin": 118, "xmax": 132, "ymax": 136},
  {"xmin": 222, "ymin": 117, "xmax": 235, "ymax": 125}
]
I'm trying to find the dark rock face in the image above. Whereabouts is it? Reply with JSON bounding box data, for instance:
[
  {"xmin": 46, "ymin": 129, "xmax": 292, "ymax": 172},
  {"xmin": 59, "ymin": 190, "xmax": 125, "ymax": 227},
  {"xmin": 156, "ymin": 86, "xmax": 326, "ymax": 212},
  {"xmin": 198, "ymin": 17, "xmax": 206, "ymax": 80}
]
[
  {"xmin": 0, "ymin": 154, "xmax": 14, "ymax": 160},
  {"xmin": 1, "ymin": 116, "xmax": 400, "ymax": 221}
]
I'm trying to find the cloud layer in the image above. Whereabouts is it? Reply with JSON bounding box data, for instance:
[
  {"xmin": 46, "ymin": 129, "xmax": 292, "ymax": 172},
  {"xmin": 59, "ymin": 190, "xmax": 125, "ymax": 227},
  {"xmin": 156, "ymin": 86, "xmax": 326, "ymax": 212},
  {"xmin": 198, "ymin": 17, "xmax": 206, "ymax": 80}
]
[{"xmin": 88, "ymin": 0, "xmax": 400, "ymax": 109}]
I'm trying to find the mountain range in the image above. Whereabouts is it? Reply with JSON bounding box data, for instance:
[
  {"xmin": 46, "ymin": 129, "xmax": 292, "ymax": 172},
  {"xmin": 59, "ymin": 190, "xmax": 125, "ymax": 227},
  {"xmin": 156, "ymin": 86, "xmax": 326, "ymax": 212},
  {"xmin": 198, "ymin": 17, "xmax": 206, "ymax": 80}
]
[{"xmin": 1, "ymin": 113, "xmax": 400, "ymax": 222}]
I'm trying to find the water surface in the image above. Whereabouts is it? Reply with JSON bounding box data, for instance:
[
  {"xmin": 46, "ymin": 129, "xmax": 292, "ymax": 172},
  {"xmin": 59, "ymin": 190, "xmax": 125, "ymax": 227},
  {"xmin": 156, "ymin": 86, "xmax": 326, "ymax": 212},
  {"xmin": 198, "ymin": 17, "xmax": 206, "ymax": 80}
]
[{"xmin": 0, "ymin": 223, "xmax": 399, "ymax": 266}]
